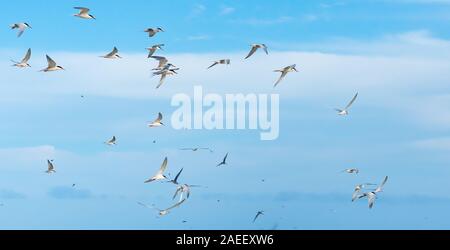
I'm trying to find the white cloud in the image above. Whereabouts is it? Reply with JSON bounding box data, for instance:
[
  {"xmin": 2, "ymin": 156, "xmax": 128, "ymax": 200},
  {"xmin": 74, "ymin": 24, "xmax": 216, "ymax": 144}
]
[
  {"xmin": 230, "ymin": 16, "xmax": 294, "ymax": 26},
  {"xmin": 187, "ymin": 35, "xmax": 210, "ymax": 41}
]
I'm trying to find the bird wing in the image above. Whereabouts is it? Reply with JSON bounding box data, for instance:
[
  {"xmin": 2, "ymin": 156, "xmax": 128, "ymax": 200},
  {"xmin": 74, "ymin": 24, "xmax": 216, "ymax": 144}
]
[
  {"xmin": 46, "ymin": 55, "xmax": 57, "ymax": 68},
  {"xmin": 166, "ymin": 199, "xmax": 186, "ymax": 211},
  {"xmin": 253, "ymin": 212, "xmax": 262, "ymax": 222},
  {"xmin": 173, "ymin": 168, "xmax": 184, "ymax": 183},
  {"xmin": 352, "ymin": 190, "xmax": 360, "ymax": 202},
  {"xmin": 147, "ymin": 48, "xmax": 156, "ymax": 58},
  {"xmin": 207, "ymin": 62, "xmax": 218, "ymax": 69},
  {"xmin": 245, "ymin": 46, "xmax": 258, "ymax": 59},
  {"xmin": 74, "ymin": 7, "xmax": 90, "ymax": 14},
  {"xmin": 368, "ymin": 193, "xmax": 376, "ymax": 209},
  {"xmin": 223, "ymin": 153, "xmax": 229, "ymax": 163},
  {"xmin": 146, "ymin": 29, "xmax": 156, "ymax": 37},
  {"xmin": 47, "ymin": 160, "xmax": 54, "ymax": 171},
  {"xmin": 17, "ymin": 29, "xmax": 25, "ymax": 37},
  {"xmin": 375, "ymin": 176, "xmax": 388, "ymax": 193},
  {"xmin": 263, "ymin": 46, "xmax": 269, "ymax": 55},
  {"xmin": 157, "ymin": 157, "xmax": 168, "ymax": 175},
  {"xmin": 345, "ymin": 93, "xmax": 359, "ymax": 110},
  {"xmin": 157, "ymin": 73, "xmax": 167, "ymax": 89},
  {"xmin": 173, "ymin": 187, "xmax": 182, "ymax": 200},
  {"xmin": 274, "ymin": 71, "xmax": 288, "ymax": 87},
  {"xmin": 155, "ymin": 112, "xmax": 163, "ymax": 123},
  {"xmin": 150, "ymin": 56, "xmax": 168, "ymax": 68},
  {"xmin": 22, "ymin": 48, "xmax": 31, "ymax": 63}
]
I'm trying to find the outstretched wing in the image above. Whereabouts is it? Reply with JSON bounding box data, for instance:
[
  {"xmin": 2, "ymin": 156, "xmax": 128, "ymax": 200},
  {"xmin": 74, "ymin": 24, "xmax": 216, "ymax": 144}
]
[
  {"xmin": 207, "ymin": 62, "xmax": 218, "ymax": 69},
  {"xmin": 375, "ymin": 176, "xmax": 388, "ymax": 193},
  {"xmin": 245, "ymin": 46, "xmax": 258, "ymax": 59},
  {"xmin": 345, "ymin": 93, "xmax": 359, "ymax": 110},
  {"xmin": 74, "ymin": 7, "xmax": 90, "ymax": 15},
  {"xmin": 173, "ymin": 168, "xmax": 184, "ymax": 183},
  {"xmin": 106, "ymin": 47, "xmax": 118, "ymax": 57},
  {"xmin": 46, "ymin": 55, "xmax": 57, "ymax": 68},
  {"xmin": 166, "ymin": 199, "xmax": 186, "ymax": 211},
  {"xmin": 157, "ymin": 157, "xmax": 168, "ymax": 175},
  {"xmin": 274, "ymin": 71, "xmax": 288, "ymax": 88},
  {"xmin": 22, "ymin": 48, "xmax": 31, "ymax": 63}
]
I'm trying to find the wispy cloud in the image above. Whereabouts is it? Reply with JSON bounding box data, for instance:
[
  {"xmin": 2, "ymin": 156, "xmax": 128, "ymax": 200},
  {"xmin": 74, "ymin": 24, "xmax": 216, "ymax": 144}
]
[
  {"xmin": 0, "ymin": 189, "xmax": 26, "ymax": 199},
  {"xmin": 220, "ymin": 6, "xmax": 235, "ymax": 15},
  {"xmin": 230, "ymin": 16, "xmax": 294, "ymax": 26},
  {"xmin": 187, "ymin": 35, "xmax": 210, "ymax": 41},
  {"xmin": 188, "ymin": 3, "xmax": 207, "ymax": 19},
  {"xmin": 47, "ymin": 186, "xmax": 98, "ymax": 200}
]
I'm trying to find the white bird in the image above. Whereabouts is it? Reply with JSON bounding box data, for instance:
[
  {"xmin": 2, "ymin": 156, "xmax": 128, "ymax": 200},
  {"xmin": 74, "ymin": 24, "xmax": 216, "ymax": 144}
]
[
  {"xmin": 352, "ymin": 183, "xmax": 377, "ymax": 202},
  {"xmin": 148, "ymin": 113, "xmax": 164, "ymax": 127},
  {"xmin": 146, "ymin": 44, "xmax": 164, "ymax": 58},
  {"xmin": 273, "ymin": 64, "xmax": 298, "ymax": 87},
  {"xmin": 207, "ymin": 59, "xmax": 231, "ymax": 69},
  {"xmin": 40, "ymin": 55, "xmax": 65, "ymax": 72},
  {"xmin": 73, "ymin": 7, "xmax": 96, "ymax": 19},
  {"xmin": 336, "ymin": 93, "xmax": 358, "ymax": 116},
  {"xmin": 10, "ymin": 23, "xmax": 31, "ymax": 37},
  {"xmin": 173, "ymin": 184, "xmax": 202, "ymax": 202},
  {"xmin": 11, "ymin": 48, "xmax": 31, "ymax": 68},
  {"xmin": 245, "ymin": 44, "xmax": 268, "ymax": 59},
  {"xmin": 139, "ymin": 199, "xmax": 186, "ymax": 217},
  {"xmin": 144, "ymin": 157, "xmax": 169, "ymax": 183},
  {"xmin": 357, "ymin": 176, "xmax": 389, "ymax": 209},
  {"xmin": 153, "ymin": 68, "xmax": 179, "ymax": 89},
  {"xmin": 105, "ymin": 136, "xmax": 117, "ymax": 146},
  {"xmin": 101, "ymin": 47, "xmax": 122, "ymax": 59},
  {"xmin": 342, "ymin": 168, "xmax": 359, "ymax": 174},
  {"xmin": 145, "ymin": 27, "xmax": 164, "ymax": 37},
  {"xmin": 46, "ymin": 160, "xmax": 56, "ymax": 174}
]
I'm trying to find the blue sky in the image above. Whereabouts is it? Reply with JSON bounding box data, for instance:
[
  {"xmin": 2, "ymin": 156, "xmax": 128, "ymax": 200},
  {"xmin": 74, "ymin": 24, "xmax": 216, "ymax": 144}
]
[{"xmin": 1, "ymin": 0, "xmax": 450, "ymax": 229}]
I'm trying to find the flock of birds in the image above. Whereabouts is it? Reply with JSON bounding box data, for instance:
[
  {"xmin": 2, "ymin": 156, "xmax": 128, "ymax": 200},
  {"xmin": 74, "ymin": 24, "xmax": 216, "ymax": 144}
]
[{"xmin": 10, "ymin": 6, "xmax": 389, "ymax": 227}]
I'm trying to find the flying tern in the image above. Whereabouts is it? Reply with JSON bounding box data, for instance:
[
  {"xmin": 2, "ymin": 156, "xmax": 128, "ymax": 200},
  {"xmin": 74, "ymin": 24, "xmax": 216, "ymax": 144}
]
[
  {"xmin": 274, "ymin": 64, "xmax": 298, "ymax": 87},
  {"xmin": 253, "ymin": 211, "xmax": 265, "ymax": 223},
  {"xmin": 105, "ymin": 136, "xmax": 117, "ymax": 146},
  {"xmin": 217, "ymin": 153, "xmax": 229, "ymax": 167},
  {"xmin": 148, "ymin": 113, "xmax": 164, "ymax": 127},
  {"xmin": 46, "ymin": 160, "xmax": 56, "ymax": 174},
  {"xmin": 245, "ymin": 44, "xmax": 268, "ymax": 59},
  {"xmin": 11, "ymin": 48, "xmax": 31, "ymax": 68},
  {"xmin": 73, "ymin": 7, "xmax": 96, "ymax": 19},
  {"xmin": 10, "ymin": 23, "xmax": 31, "ymax": 37},
  {"xmin": 40, "ymin": 55, "xmax": 64, "ymax": 72},
  {"xmin": 145, "ymin": 27, "xmax": 164, "ymax": 37},
  {"xmin": 146, "ymin": 44, "xmax": 164, "ymax": 58},
  {"xmin": 207, "ymin": 59, "xmax": 230, "ymax": 69},
  {"xmin": 144, "ymin": 157, "xmax": 169, "ymax": 183},
  {"xmin": 336, "ymin": 93, "xmax": 358, "ymax": 116},
  {"xmin": 101, "ymin": 47, "xmax": 122, "ymax": 59}
]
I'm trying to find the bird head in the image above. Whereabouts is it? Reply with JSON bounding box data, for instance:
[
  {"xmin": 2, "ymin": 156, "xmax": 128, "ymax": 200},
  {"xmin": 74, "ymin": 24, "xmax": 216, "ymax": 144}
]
[{"xmin": 157, "ymin": 27, "xmax": 164, "ymax": 32}]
